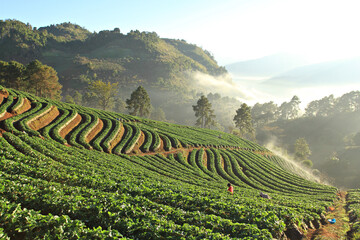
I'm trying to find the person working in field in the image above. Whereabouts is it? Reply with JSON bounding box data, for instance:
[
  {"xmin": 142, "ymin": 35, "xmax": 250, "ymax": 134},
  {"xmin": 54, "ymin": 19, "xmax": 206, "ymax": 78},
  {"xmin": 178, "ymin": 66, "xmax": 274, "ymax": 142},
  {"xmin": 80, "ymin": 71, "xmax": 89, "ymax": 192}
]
[{"xmin": 227, "ymin": 183, "xmax": 233, "ymax": 194}]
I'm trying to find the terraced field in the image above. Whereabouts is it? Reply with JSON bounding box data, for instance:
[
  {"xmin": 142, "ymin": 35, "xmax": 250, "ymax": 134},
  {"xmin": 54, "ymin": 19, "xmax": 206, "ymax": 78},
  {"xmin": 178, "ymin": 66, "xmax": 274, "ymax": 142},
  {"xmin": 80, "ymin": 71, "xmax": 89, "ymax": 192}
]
[{"xmin": 0, "ymin": 86, "xmax": 342, "ymax": 239}]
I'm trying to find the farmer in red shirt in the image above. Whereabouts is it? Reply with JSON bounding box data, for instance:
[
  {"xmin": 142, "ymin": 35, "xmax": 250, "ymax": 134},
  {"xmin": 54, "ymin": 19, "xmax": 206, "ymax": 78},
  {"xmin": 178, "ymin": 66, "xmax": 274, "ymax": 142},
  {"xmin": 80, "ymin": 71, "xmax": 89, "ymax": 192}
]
[{"xmin": 227, "ymin": 183, "xmax": 233, "ymax": 194}]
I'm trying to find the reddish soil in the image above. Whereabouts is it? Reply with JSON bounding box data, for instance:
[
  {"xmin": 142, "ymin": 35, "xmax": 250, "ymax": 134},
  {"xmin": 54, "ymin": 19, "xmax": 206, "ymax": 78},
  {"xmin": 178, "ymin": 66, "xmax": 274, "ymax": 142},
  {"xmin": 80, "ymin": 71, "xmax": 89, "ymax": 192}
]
[
  {"xmin": 85, "ymin": 118, "xmax": 103, "ymax": 143},
  {"xmin": 59, "ymin": 113, "xmax": 82, "ymax": 139},
  {"xmin": 108, "ymin": 124, "xmax": 125, "ymax": 153},
  {"xmin": 255, "ymin": 151, "xmax": 274, "ymax": 156},
  {"xmin": 220, "ymin": 155, "xmax": 225, "ymax": 169},
  {"xmin": 158, "ymin": 138, "xmax": 164, "ymax": 152},
  {"xmin": 0, "ymin": 112, "xmax": 15, "ymax": 121},
  {"xmin": 203, "ymin": 150, "xmax": 208, "ymax": 169},
  {"xmin": 131, "ymin": 130, "xmax": 145, "ymax": 153},
  {"xmin": 305, "ymin": 191, "xmax": 349, "ymax": 240},
  {"xmin": 28, "ymin": 106, "xmax": 59, "ymax": 131},
  {"xmin": 182, "ymin": 149, "xmax": 190, "ymax": 159},
  {"xmin": 0, "ymin": 90, "xmax": 9, "ymax": 98}
]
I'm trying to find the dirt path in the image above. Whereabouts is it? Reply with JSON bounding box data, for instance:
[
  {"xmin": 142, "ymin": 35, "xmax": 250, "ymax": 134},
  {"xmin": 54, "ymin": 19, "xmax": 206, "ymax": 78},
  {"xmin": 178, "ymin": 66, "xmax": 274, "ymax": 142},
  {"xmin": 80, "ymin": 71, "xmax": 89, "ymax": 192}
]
[{"xmin": 305, "ymin": 191, "xmax": 350, "ymax": 240}]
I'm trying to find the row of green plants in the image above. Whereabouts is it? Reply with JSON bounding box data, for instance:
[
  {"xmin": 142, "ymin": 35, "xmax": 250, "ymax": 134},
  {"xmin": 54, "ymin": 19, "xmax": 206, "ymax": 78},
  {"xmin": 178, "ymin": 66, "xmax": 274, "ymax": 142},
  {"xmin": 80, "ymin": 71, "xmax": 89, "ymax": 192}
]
[
  {"xmin": 0, "ymin": 86, "xmax": 338, "ymax": 239},
  {"xmin": 347, "ymin": 189, "xmax": 360, "ymax": 240},
  {"xmin": 0, "ymin": 131, "xmax": 283, "ymax": 239}
]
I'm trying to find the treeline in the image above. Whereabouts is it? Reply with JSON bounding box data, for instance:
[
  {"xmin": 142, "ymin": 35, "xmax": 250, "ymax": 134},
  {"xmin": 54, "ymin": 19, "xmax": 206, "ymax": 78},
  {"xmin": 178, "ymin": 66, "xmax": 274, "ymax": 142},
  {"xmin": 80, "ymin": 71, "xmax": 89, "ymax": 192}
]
[{"xmin": 251, "ymin": 91, "xmax": 360, "ymax": 128}]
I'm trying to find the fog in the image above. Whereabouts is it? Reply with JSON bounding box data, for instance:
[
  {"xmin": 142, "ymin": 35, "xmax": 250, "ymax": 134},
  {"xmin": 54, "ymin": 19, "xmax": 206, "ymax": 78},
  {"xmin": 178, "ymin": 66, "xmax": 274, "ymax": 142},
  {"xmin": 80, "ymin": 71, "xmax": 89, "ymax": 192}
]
[{"xmin": 264, "ymin": 138, "xmax": 328, "ymax": 185}]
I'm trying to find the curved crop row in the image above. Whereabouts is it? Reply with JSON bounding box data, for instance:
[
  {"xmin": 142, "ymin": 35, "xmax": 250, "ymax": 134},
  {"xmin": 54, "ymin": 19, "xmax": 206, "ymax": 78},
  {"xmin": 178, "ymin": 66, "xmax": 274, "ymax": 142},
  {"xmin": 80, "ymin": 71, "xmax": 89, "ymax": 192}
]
[
  {"xmin": 91, "ymin": 118, "xmax": 112, "ymax": 152},
  {"xmin": 160, "ymin": 134, "xmax": 172, "ymax": 151},
  {"xmin": 123, "ymin": 124, "xmax": 141, "ymax": 154},
  {"xmin": 8, "ymin": 95, "xmax": 23, "ymax": 114},
  {"xmin": 40, "ymin": 108, "xmax": 69, "ymax": 140},
  {"xmin": 112, "ymin": 123, "xmax": 133, "ymax": 155},
  {"xmin": 16, "ymin": 102, "xmax": 52, "ymax": 137},
  {"xmin": 140, "ymin": 129, "xmax": 152, "ymax": 152},
  {"xmin": 2, "ymin": 102, "xmax": 43, "ymax": 135},
  {"xmin": 150, "ymin": 130, "xmax": 161, "ymax": 152},
  {"xmin": 101, "ymin": 119, "xmax": 122, "ymax": 153},
  {"xmin": 78, "ymin": 114, "xmax": 99, "ymax": 149},
  {"xmin": 0, "ymin": 96, "xmax": 14, "ymax": 118},
  {"xmin": 67, "ymin": 113, "xmax": 92, "ymax": 149},
  {"xmin": 50, "ymin": 109, "xmax": 78, "ymax": 144}
]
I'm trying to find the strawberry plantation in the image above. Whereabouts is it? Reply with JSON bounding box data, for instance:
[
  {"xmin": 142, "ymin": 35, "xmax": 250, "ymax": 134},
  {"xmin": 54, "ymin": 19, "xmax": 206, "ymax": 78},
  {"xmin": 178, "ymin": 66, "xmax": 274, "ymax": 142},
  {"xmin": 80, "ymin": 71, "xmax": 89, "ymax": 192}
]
[{"xmin": 0, "ymin": 85, "xmax": 350, "ymax": 239}]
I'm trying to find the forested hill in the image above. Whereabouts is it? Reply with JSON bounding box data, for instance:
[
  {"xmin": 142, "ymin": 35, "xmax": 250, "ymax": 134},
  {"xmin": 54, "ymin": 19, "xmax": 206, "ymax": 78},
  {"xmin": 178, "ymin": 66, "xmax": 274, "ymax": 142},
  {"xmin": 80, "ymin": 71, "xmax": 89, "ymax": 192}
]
[{"xmin": 0, "ymin": 19, "xmax": 226, "ymax": 93}]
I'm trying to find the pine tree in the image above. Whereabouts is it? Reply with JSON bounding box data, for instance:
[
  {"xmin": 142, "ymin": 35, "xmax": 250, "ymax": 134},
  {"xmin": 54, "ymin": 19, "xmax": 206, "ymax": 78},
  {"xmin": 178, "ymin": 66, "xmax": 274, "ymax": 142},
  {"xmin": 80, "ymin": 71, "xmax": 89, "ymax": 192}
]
[
  {"xmin": 233, "ymin": 103, "xmax": 255, "ymax": 140},
  {"xmin": 126, "ymin": 86, "xmax": 151, "ymax": 117},
  {"xmin": 192, "ymin": 95, "xmax": 216, "ymax": 128}
]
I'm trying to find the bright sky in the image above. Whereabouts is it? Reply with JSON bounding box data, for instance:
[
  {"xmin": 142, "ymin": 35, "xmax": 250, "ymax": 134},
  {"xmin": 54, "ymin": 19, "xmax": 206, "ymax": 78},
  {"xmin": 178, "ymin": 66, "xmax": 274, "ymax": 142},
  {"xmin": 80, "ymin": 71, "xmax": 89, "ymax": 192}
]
[{"xmin": 2, "ymin": 0, "xmax": 360, "ymax": 65}]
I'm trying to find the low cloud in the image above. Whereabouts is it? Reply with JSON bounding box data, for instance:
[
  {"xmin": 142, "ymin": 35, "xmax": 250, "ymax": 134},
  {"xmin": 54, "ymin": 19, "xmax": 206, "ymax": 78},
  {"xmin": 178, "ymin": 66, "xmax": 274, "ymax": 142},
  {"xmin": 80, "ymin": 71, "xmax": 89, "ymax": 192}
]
[{"xmin": 191, "ymin": 71, "xmax": 271, "ymax": 103}]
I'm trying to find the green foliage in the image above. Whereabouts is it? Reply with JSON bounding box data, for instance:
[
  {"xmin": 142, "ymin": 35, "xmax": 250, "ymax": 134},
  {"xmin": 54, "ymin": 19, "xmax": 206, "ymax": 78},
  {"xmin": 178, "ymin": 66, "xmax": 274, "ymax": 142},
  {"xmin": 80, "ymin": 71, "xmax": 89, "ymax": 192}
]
[
  {"xmin": 38, "ymin": 22, "xmax": 92, "ymax": 42},
  {"xmin": 233, "ymin": 103, "xmax": 255, "ymax": 140},
  {"xmin": 301, "ymin": 159, "xmax": 313, "ymax": 168},
  {"xmin": 0, "ymin": 60, "xmax": 62, "ymax": 100},
  {"xmin": 0, "ymin": 86, "xmax": 339, "ymax": 239},
  {"xmin": 193, "ymin": 95, "xmax": 216, "ymax": 128},
  {"xmin": 279, "ymin": 95, "xmax": 301, "ymax": 120},
  {"xmin": 87, "ymin": 80, "xmax": 119, "ymax": 110},
  {"xmin": 126, "ymin": 86, "xmax": 151, "ymax": 117},
  {"xmin": 294, "ymin": 138, "xmax": 311, "ymax": 161}
]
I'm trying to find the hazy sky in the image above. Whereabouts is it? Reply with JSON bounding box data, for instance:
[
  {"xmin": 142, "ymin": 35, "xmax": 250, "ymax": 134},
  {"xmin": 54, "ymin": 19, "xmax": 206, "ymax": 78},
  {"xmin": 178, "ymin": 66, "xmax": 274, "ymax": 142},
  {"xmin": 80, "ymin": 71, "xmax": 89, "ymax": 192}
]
[{"xmin": 2, "ymin": 0, "xmax": 360, "ymax": 65}]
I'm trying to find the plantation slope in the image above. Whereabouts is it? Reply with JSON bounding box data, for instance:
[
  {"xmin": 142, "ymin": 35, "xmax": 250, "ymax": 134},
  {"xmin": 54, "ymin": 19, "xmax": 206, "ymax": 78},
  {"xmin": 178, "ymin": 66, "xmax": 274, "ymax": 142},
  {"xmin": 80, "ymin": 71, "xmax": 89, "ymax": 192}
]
[{"xmin": 0, "ymin": 86, "xmax": 338, "ymax": 239}]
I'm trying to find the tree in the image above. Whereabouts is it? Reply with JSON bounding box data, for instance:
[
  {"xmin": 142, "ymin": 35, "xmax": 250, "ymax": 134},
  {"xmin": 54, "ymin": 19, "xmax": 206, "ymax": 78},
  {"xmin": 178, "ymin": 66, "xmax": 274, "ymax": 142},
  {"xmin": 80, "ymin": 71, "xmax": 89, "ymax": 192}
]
[
  {"xmin": 294, "ymin": 137, "xmax": 311, "ymax": 161},
  {"xmin": 251, "ymin": 101, "xmax": 279, "ymax": 127},
  {"xmin": 126, "ymin": 86, "xmax": 151, "ymax": 117},
  {"xmin": 151, "ymin": 107, "xmax": 167, "ymax": 121},
  {"xmin": 73, "ymin": 90, "xmax": 83, "ymax": 105},
  {"xmin": 87, "ymin": 80, "xmax": 119, "ymax": 110},
  {"xmin": 64, "ymin": 95, "xmax": 75, "ymax": 104},
  {"xmin": 192, "ymin": 95, "xmax": 216, "ymax": 128},
  {"xmin": 0, "ymin": 61, "xmax": 27, "ymax": 90},
  {"xmin": 305, "ymin": 94, "xmax": 336, "ymax": 117},
  {"xmin": 279, "ymin": 95, "xmax": 301, "ymax": 120},
  {"xmin": 26, "ymin": 60, "xmax": 62, "ymax": 99},
  {"xmin": 233, "ymin": 103, "xmax": 255, "ymax": 140},
  {"xmin": 335, "ymin": 91, "xmax": 360, "ymax": 113}
]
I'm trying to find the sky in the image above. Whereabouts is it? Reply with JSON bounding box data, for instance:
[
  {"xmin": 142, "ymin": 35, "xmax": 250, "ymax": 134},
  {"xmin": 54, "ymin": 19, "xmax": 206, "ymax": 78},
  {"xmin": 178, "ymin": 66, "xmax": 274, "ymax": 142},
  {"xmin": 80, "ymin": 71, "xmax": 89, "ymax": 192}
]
[{"xmin": 2, "ymin": 0, "xmax": 360, "ymax": 65}]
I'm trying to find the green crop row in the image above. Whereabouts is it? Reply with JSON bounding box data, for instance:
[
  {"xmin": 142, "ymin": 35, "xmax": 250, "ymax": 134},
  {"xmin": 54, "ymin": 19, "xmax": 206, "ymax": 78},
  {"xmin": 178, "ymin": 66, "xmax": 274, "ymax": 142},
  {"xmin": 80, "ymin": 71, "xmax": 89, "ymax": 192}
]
[
  {"xmin": 347, "ymin": 189, "xmax": 360, "ymax": 240},
  {"xmin": 0, "ymin": 96, "xmax": 14, "ymax": 118}
]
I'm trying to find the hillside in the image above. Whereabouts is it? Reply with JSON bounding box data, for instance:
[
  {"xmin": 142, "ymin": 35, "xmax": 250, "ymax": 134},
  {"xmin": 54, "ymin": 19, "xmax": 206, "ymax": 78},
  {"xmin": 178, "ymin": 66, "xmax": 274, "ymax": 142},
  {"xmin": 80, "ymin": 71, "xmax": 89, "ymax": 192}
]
[
  {"xmin": 256, "ymin": 111, "xmax": 360, "ymax": 188},
  {"xmin": 0, "ymin": 85, "xmax": 342, "ymax": 239},
  {"xmin": 0, "ymin": 19, "xmax": 226, "ymax": 94}
]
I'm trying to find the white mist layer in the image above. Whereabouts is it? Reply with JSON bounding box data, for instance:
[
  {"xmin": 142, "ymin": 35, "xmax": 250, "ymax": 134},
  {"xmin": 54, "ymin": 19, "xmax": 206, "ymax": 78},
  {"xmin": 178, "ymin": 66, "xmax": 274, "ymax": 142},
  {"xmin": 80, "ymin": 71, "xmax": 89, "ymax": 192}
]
[{"xmin": 264, "ymin": 140, "xmax": 330, "ymax": 185}]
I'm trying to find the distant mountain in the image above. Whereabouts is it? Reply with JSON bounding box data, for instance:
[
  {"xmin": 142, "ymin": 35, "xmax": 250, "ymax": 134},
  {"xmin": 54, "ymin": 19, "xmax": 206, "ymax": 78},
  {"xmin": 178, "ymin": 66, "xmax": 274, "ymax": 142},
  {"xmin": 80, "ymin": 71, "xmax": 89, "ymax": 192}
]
[
  {"xmin": 262, "ymin": 57, "xmax": 360, "ymax": 87},
  {"xmin": 225, "ymin": 53, "xmax": 309, "ymax": 78}
]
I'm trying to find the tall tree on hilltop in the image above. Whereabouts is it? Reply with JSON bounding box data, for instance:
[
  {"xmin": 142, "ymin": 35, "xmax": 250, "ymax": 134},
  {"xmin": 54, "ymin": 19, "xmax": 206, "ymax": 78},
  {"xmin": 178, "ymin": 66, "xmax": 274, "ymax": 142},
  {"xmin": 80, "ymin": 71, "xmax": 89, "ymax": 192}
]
[
  {"xmin": 87, "ymin": 80, "xmax": 119, "ymax": 110},
  {"xmin": 233, "ymin": 103, "xmax": 255, "ymax": 140},
  {"xmin": 26, "ymin": 60, "xmax": 62, "ymax": 100},
  {"xmin": 126, "ymin": 86, "xmax": 151, "ymax": 117},
  {"xmin": 192, "ymin": 95, "xmax": 216, "ymax": 128}
]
